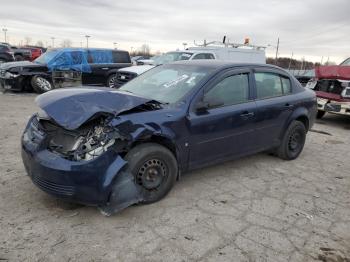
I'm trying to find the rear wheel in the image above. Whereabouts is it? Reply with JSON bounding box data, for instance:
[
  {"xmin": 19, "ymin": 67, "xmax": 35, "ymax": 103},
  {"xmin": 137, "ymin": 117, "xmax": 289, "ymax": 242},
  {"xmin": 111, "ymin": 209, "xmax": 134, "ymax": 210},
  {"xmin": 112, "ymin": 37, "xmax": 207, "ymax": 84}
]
[
  {"xmin": 107, "ymin": 74, "xmax": 117, "ymax": 88},
  {"xmin": 277, "ymin": 121, "xmax": 306, "ymax": 160},
  {"xmin": 124, "ymin": 143, "xmax": 178, "ymax": 204},
  {"xmin": 316, "ymin": 110, "xmax": 326, "ymax": 119},
  {"xmin": 31, "ymin": 76, "xmax": 53, "ymax": 93}
]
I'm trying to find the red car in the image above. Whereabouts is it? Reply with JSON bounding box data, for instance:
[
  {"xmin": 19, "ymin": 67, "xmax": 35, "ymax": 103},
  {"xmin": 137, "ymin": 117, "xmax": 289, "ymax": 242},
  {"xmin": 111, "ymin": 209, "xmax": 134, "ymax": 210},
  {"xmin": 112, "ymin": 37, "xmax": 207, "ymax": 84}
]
[
  {"xmin": 23, "ymin": 46, "xmax": 43, "ymax": 61},
  {"xmin": 306, "ymin": 58, "xmax": 350, "ymax": 118}
]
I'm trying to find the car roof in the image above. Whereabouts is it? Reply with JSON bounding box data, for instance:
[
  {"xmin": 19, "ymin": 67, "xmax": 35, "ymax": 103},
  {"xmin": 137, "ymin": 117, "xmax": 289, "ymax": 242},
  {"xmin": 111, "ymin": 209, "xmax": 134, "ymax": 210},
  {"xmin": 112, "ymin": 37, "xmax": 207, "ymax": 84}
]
[
  {"xmin": 169, "ymin": 60, "xmax": 282, "ymax": 70},
  {"xmin": 48, "ymin": 48, "xmax": 129, "ymax": 53}
]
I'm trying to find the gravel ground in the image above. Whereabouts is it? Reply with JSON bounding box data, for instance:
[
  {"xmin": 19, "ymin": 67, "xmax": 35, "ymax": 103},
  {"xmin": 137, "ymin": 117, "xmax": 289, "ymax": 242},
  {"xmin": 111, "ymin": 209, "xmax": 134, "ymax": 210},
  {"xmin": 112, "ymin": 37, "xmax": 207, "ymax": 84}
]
[{"xmin": 0, "ymin": 92, "xmax": 349, "ymax": 262}]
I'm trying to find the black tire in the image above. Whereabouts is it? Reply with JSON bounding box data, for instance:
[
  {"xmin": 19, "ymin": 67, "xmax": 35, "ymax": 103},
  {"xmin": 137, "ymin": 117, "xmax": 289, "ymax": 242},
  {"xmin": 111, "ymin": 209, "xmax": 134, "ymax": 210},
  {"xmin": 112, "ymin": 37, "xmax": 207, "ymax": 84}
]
[
  {"xmin": 107, "ymin": 74, "xmax": 117, "ymax": 88},
  {"xmin": 277, "ymin": 121, "xmax": 306, "ymax": 160},
  {"xmin": 15, "ymin": 55, "xmax": 24, "ymax": 61},
  {"xmin": 124, "ymin": 143, "xmax": 178, "ymax": 204},
  {"xmin": 31, "ymin": 76, "xmax": 53, "ymax": 94},
  {"xmin": 316, "ymin": 110, "xmax": 326, "ymax": 119}
]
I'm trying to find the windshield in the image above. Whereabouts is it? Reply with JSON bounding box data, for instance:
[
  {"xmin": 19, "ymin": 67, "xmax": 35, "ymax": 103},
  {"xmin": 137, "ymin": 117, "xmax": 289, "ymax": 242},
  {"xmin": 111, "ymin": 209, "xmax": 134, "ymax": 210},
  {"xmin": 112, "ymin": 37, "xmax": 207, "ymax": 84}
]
[
  {"xmin": 153, "ymin": 52, "xmax": 193, "ymax": 65},
  {"xmin": 340, "ymin": 58, "xmax": 350, "ymax": 66},
  {"xmin": 119, "ymin": 64, "xmax": 213, "ymax": 104},
  {"xmin": 34, "ymin": 49, "xmax": 61, "ymax": 64}
]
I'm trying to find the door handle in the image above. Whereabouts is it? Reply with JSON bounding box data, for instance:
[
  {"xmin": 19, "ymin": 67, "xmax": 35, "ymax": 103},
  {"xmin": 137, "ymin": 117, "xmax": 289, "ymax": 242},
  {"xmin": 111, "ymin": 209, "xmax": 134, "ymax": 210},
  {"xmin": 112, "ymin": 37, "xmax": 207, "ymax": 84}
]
[
  {"xmin": 240, "ymin": 111, "xmax": 255, "ymax": 118},
  {"xmin": 285, "ymin": 103, "xmax": 294, "ymax": 109},
  {"xmin": 101, "ymin": 67, "xmax": 109, "ymax": 70}
]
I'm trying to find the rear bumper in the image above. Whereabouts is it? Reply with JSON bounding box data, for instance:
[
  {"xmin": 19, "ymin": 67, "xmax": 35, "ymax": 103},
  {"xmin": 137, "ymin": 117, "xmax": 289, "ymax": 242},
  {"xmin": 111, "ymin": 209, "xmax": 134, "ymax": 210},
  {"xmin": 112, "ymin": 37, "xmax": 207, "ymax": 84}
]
[{"xmin": 317, "ymin": 97, "xmax": 350, "ymax": 116}]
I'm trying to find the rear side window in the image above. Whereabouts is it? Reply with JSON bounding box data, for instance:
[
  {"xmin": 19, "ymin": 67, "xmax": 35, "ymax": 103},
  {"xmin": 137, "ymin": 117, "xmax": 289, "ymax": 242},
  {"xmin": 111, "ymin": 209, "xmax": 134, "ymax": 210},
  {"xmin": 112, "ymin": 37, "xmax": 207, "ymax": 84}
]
[
  {"xmin": 204, "ymin": 73, "xmax": 249, "ymax": 107},
  {"xmin": 89, "ymin": 50, "xmax": 113, "ymax": 64},
  {"xmin": 192, "ymin": 53, "xmax": 215, "ymax": 60},
  {"xmin": 255, "ymin": 72, "xmax": 291, "ymax": 99},
  {"xmin": 112, "ymin": 51, "xmax": 131, "ymax": 63}
]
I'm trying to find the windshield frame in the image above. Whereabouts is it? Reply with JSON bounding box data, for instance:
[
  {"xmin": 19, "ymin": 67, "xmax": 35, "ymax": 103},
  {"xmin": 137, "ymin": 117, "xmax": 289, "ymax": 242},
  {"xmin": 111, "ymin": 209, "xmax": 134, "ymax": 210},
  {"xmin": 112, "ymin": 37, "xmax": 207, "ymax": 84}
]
[{"xmin": 340, "ymin": 58, "xmax": 350, "ymax": 66}]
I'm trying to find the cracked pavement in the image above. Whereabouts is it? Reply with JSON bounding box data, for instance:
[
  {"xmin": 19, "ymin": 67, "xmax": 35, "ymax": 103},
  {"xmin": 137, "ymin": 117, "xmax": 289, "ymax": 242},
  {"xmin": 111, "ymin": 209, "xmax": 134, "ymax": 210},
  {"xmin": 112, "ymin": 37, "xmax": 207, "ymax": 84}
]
[{"xmin": 0, "ymin": 93, "xmax": 349, "ymax": 261}]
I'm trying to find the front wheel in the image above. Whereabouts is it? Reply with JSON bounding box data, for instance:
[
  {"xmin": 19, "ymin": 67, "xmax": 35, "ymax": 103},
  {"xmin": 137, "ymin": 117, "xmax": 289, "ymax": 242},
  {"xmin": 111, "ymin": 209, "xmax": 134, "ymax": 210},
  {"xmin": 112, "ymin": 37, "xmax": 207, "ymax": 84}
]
[
  {"xmin": 31, "ymin": 76, "xmax": 53, "ymax": 93},
  {"xmin": 124, "ymin": 143, "xmax": 178, "ymax": 204},
  {"xmin": 277, "ymin": 121, "xmax": 306, "ymax": 160}
]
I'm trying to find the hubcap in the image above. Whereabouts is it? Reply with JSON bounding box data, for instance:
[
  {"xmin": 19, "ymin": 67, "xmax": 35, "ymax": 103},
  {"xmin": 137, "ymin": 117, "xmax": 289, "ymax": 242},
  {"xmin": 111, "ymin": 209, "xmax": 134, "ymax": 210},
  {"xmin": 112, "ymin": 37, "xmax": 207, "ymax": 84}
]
[
  {"xmin": 36, "ymin": 77, "xmax": 52, "ymax": 91},
  {"xmin": 137, "ymin": 159, "xmax": 167, "ymax": 190}
]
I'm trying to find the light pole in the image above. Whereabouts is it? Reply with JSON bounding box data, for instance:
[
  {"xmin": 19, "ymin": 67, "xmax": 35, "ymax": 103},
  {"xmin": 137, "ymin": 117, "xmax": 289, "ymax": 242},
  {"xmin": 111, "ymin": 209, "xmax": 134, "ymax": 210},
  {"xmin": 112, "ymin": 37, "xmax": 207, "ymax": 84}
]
[
  {"xmin": 113, "ymin": 42, "xmax": 118, "ymax": 49},
  {"xmin": 2, "ymin": 28, "xmax": 8, "ymax": 43},
  {"xmin": 51, "ymin": 37, "xmax": 55, "ymax": 48},
  {"xmin": 85, "ymin": 35, "xmax": 91, "ymax": 48},
  {"xmin": 182, "ymin": 42, "xmax": 187, "ymax": 50}
]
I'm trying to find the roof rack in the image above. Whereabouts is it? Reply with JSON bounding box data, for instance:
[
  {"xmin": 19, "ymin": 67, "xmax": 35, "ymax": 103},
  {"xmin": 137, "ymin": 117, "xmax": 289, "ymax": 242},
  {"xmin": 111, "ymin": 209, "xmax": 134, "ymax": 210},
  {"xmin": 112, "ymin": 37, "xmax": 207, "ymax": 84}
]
[{"xmin": 193, "ymin": 36, "xmax": 266, "ymax": 50}]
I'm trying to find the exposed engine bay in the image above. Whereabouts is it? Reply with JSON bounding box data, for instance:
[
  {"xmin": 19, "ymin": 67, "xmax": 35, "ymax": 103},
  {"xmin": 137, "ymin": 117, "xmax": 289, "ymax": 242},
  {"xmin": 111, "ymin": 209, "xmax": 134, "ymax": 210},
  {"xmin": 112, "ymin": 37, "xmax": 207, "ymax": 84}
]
[{"xmin": 39, "ymin": 116, "xmax": 127, "ymax": 161}]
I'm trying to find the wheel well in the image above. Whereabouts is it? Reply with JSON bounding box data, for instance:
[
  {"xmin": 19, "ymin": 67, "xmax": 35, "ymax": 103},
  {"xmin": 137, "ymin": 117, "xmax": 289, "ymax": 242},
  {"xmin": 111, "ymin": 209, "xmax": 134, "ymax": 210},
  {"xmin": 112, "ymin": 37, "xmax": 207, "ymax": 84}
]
[
  {"xmin": 295, "ymin": 115, "xmax": 309, "ymax": 131},
  {"xmin": 131, "ymin": 136, "xmax": 177, "ymax": 159}
]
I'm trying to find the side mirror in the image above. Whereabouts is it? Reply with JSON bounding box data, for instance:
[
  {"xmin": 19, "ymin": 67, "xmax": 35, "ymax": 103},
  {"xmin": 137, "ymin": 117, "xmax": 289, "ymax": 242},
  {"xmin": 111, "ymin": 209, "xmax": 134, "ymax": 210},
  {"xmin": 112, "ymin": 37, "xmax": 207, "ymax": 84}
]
[{"xmin": 195, "ymin": 97, "xmax": 225, "ymax": 113}]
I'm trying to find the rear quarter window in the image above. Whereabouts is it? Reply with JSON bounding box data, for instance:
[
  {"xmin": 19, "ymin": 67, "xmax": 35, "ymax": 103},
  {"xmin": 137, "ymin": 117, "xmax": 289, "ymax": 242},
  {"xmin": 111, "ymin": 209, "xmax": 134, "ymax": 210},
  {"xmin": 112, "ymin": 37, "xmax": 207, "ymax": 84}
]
[
  {"xmin": 112, "ymin": 51, "xmax": 131, "ymax": 63},
  {"xmin": 89, "ymin": 50, "xmax": 113, "ymax": 64}
]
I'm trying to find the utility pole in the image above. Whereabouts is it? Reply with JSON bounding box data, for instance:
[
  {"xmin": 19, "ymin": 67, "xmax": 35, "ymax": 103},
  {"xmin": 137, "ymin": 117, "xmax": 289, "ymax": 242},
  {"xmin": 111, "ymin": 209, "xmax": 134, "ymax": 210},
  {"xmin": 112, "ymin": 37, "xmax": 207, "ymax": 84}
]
[
  {"xmin": 113, "ymin": 42, "xmax": 118, "ymax": 49},
  {"xmin": 51, "ymin": 37, "xmax": 55, "ymax": 48},
  {"xmin": 182, "ymin": 42, "xmax": 187, "ymax": 50},
  {"xmin": 288, "ymin": 52, "xmax": 293, "ymax": 70},
  {"xmin": 275, "ymin": 37, "xmax": 279, "ymax": 65},
  {"xmin": 85, "ymin": 35, "xmax": 91, "ymax": 48},
  {"xmin": 2, "ymin": 28, "xmax": 8, "ymax": 43}
]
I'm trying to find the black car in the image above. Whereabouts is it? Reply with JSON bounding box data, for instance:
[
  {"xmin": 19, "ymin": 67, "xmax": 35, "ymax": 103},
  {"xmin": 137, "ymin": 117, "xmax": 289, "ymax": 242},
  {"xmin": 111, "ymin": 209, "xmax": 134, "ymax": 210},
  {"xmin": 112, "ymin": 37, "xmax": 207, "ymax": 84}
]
[
  {"xmin": 0, "ymin": 48, "xmax": 131, "ymax": 93},
  {"xmin": 21, "ymin": 61, "xmax": 317, "ymax": 215},
  {"xmin": 0, "ymin": 42, "xmax": 32, "ymax": 61},
  {"xmin": 0, "ymin": 44, "xmax": 15, "ymax": 64}
]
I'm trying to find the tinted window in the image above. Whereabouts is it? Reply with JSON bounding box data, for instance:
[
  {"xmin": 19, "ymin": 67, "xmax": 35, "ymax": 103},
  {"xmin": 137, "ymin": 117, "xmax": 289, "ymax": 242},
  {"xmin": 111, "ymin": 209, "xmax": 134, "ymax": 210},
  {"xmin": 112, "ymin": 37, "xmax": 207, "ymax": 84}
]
[
  {"xmin": 204, "ymin": 73, "xmax": 249, "ymax": 107},
  {"xmin": 113, "ymin": 51, "xmax": 131, "ymax": 63},
  {"xmin": 70, "ymin": 51, "xmax": 84, "ymax": 65},
  {"xmin": 0, "ymin": 45, "xmax": 10, "ymax": 51},
  {"xmin": 255, "ymin": 73, "xmax": 283, "ymax": 99},
  {"xmin": 89, "ymin": 50, "xmax": 113, "ymax": 64},
  {"xmin": 193, "ymin": 53, "xmax": 215, "ymax": 60}
]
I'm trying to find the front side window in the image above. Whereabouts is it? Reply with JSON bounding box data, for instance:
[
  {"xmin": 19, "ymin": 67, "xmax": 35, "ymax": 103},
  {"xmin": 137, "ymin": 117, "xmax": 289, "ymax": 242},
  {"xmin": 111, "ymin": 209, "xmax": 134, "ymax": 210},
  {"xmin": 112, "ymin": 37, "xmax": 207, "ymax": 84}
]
[
  {"xmin": 255, "ymin": 72, "xmax": 293, "ymax": 99},
  {"xmin": 204, "ymin": 73, "xmax": 249, "ymax": 107},
  {"xmin": 340, "ymin": 58, "xmax": 350, "ymax": 66},
  {"xmin": 119, "ymin": 64, "xmax": 213, "ymax": 104},
  {"xmin": 113, "ymin": 51, "xmax": 131, "ymax": 63}
]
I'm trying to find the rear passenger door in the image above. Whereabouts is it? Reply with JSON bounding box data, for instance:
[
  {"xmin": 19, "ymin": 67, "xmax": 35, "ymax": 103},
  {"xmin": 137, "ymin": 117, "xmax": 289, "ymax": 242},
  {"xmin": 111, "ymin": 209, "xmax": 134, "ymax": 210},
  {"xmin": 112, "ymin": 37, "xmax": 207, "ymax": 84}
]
[{"xmin": 253, "ymin": 69, "xmax": 294, "ymax": 149}]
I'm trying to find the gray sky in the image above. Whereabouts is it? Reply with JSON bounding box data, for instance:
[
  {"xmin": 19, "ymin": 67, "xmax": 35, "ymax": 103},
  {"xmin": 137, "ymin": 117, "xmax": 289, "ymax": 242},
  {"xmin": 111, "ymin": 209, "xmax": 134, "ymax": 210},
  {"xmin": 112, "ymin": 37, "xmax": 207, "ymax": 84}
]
[{"xmin": 1, "ymin": 0, "xmax": 349, "ymax": 63}]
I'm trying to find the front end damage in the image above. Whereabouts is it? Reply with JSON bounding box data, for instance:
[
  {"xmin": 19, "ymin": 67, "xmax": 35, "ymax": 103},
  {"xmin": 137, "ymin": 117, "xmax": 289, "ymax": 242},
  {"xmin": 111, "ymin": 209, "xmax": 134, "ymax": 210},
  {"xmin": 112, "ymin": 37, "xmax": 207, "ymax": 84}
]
[
  {"xmin": 21, "ymin": 88, "xmax": 165, "ymax": 215},
  {"xmin": 306, "ymin": 65, "xmax": 350, "ymax": 116}
]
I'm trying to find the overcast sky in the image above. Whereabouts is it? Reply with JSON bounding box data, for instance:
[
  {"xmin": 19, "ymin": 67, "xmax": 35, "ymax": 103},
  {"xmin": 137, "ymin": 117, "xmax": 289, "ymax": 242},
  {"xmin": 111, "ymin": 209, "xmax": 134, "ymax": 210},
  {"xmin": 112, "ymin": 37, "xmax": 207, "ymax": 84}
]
[{"xmin": 1, "ymin": 0, "xmax": 349, "ymax": 63}]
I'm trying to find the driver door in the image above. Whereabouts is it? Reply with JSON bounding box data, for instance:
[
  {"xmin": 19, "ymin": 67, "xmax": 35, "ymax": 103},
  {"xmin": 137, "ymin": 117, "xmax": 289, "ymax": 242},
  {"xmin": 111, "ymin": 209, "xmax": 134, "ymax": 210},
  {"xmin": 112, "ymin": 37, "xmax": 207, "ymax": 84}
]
[{"xmin": 187, "ymin": 69, "xmax": 258, "ymax": 169}]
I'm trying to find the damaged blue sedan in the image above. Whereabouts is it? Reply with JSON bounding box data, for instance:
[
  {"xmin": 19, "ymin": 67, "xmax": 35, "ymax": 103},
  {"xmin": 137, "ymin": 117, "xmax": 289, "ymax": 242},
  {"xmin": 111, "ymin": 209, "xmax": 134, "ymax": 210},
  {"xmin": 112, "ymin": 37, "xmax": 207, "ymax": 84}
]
[{"xmin": 21, "ymin": 61, "xmax": 317, "ymax": 215}]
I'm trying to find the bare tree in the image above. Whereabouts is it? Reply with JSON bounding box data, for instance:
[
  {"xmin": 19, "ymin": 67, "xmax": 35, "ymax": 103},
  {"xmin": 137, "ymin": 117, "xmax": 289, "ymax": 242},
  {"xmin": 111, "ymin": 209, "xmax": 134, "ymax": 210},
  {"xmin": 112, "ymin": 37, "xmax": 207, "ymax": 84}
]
[
  {"xmin": 35, "ymin": 40, "xmax": 44, "ymax": 47},
  {"xmin": 139, "ymin": 44, "xmax": 151, "ymax": 56},
  {"xmin": 61, "ymin": 39, "xmax": 72, "ymax": 48},
  {"xmin": 25, "ymin": 36, "xmax": 32, "ymax": 45}
]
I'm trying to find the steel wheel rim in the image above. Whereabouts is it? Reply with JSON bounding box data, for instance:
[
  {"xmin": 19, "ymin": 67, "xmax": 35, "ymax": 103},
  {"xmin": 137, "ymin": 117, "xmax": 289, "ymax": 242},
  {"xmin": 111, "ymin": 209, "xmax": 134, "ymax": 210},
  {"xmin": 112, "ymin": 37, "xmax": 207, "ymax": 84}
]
[
  {"xmin": 288, "ymin": 130, "xmax": 302, "ymax": 153},
  {"xmin": 137, "ymin": 159, "xmax": 167, "ymax": 190}
]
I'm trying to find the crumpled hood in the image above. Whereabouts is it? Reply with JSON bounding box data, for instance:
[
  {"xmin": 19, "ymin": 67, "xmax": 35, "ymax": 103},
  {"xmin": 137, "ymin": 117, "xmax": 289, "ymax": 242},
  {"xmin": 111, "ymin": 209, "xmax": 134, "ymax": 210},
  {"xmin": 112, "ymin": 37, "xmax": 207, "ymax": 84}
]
[
  {"xmin": 35, "ymin": 87, "xmax": 152, "ymax": 130},
  {"xmin": 0, "ymin": 61, "xmax": 36, "ymax": 70}
]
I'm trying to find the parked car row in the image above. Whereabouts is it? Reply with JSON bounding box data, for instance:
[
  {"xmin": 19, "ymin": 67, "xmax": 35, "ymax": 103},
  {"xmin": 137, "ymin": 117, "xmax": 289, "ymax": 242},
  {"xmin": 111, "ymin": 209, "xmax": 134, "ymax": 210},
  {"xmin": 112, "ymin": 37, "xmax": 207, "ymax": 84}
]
[{"xmin": 0, "ymin": 48, "xmax": 131, "ymax": 93}]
